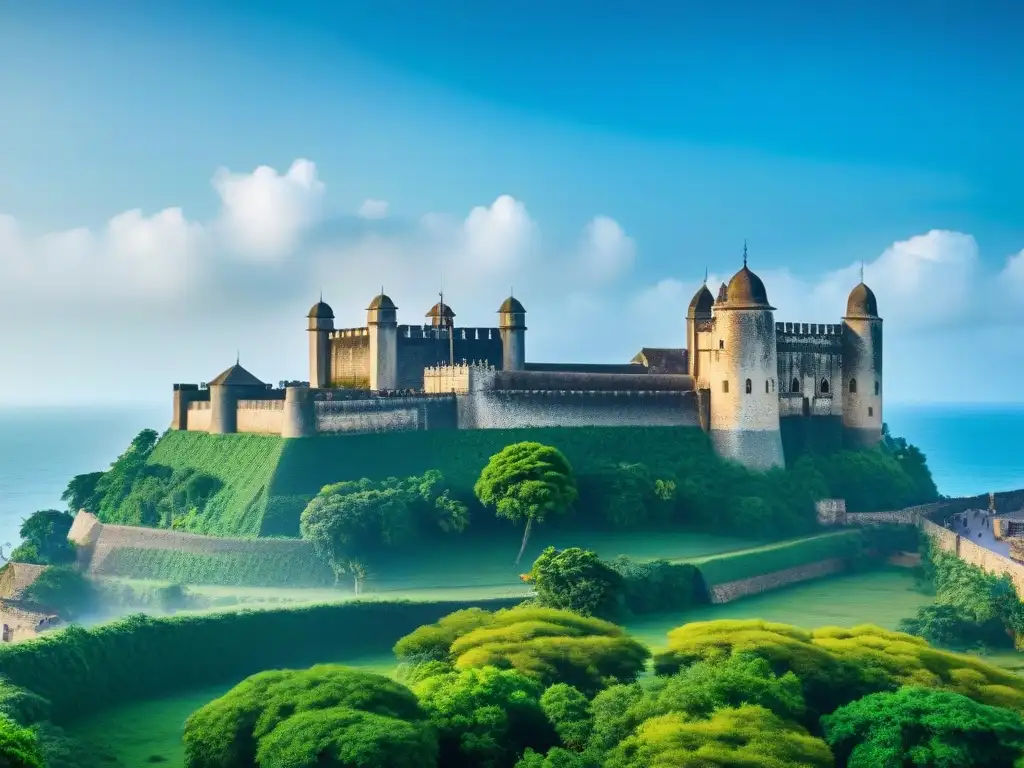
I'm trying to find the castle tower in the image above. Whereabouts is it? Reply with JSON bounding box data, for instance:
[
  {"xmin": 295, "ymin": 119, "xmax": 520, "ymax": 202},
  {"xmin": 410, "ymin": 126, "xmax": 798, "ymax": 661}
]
[
  {"xmin": 307, "ymin": 298, "xmax": 334, "ymax": 389},
  {"xmin": 498, "ymin": 295, "xmax": 527, "ymax": 371},
  {"xmin": 842, "ymin": 281, "xmax": 883, "ymax": 447},
  {"xmin": 686, "ymin": 282, "xmax": 713, "ymax": 382},
  {"xmin": 367, "ymin": 292, "xmax": 398, "ymax": 391},
  {"xmin": 707, "ymin": 247, "xmax": 785, "ymax": 469},
  {"xmin": 207, "ymin": 361, "xmax": 266, "ymax": 435},
  {"xmin": 426, "ymin": 301, "xmax": 455, "ymax": 328}
]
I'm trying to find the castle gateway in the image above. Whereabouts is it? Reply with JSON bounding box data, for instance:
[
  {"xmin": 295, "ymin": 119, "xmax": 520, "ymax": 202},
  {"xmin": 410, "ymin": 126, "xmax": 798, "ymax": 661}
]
[{"xmin": 171, "ymin": 255, "xmax": 882, "ymax": 469}]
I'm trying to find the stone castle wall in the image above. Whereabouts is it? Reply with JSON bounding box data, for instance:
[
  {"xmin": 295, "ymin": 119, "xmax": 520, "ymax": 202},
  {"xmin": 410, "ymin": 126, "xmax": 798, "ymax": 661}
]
[
  {"xmin": 314, "ymin": 395, "xmax": 458, "ymax": 435},
  {"xmin": 775, "ymin": 322, "xmax": 844, "ymax": 418},
  {"xmin": 186, "ymin": 401, "xmax": 212, "ymax": 432},
  {"xmin": 708, "ymin": 558, "xmax": 848, "ymax": 604},
  {"xmin": 395, "ymin": 327, "xmax": 503, "ymax": 390},
  {"xmin": 329, "ymin": 328, "xmax": 370, "ymax": 388},
  {"xmin": 457, "ymin": 389, "xmax": 700, "ymax": 430},
  {"xmin": 237, "ymin": 399, "xmax": 285, "ymax": 434}
]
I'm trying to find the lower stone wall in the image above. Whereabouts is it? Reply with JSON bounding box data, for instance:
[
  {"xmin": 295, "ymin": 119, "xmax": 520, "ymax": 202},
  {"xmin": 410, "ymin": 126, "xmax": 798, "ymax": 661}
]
[
  {"xmin": 314, "ymin": 396, "xmax": 457, "ymax": 435},
  {"xmin": 237, "ymin": 399, "xmax": 285, "ymax": 434},
  {"xmin": 843, "ymin": 510, "xmax": 919, "ymax": 525},
  {"xmin": 457, "ymin": 390, "xmax": 700, "ymax": 430},
  {"xmin": 186, "ymin": 404, "xmax": 212, "ymax": 432},
  {"xmin": 708, "ymin": 558, "xmax": 849, "ymax": 604}
]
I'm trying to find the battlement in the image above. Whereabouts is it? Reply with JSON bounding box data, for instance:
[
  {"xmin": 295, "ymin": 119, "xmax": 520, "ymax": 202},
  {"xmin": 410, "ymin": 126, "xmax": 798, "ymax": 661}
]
[
  {"xmin": 329, "ymin": 327, "xmax": 369, "ymax": 340},
  {"xmin": 423, "ymin": 361, "xmax": 497, "ymax": 394},
  {"xmin": 776, "ymin": 322, "xmax": 843, "ymax": 337},
  {"xmin": 400, "ymin": 325, "xmax": 499, "ymax": 341}
]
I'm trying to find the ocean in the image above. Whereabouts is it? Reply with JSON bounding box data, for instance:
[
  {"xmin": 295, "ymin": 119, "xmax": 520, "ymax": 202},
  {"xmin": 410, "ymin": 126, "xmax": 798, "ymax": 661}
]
[{"xmin": 0, "ymin": 403, "xmax": 1020, "ymax": 549}]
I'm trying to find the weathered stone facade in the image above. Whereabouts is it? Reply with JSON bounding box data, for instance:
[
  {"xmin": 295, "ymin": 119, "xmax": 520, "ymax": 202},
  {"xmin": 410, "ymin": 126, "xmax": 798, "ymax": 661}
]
[{"xmin": 708, "ymin": 558, "xmax": 849, "ymax": 603}]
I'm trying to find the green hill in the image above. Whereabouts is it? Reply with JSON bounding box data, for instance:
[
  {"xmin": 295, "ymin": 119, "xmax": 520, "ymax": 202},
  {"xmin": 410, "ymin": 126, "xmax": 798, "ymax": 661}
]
[{"xmin": 144, "ymin": 427, "xmax": 713, "ymax": 537}]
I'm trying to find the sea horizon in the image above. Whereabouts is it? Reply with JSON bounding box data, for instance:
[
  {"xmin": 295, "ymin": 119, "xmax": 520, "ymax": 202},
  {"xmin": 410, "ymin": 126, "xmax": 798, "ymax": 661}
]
[{"xmin": 0, "ymin": 401, "xmax": 1019, "ymax": 549}]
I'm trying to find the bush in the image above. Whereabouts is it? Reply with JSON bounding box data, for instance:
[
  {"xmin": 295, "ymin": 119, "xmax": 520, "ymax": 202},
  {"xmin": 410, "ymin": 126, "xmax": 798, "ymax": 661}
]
[
  {"xmin": 183, "ymin": 665, "xmax": 433, "ymax": 768},
  {"xmin": 20, "ymin": 567, "xmax": 96, "ymax": 620},
  {"xmin": 607, "ymin": 557, "xmax": 702, "ymax": 615},
  {"xmin": 525, "ymin": 547, "xmax": 624, "ymax": 619},
  {"xmin": 822, "ymin": 686, "xmax": 1024, "ymax": 768},
  {"xmin": 0, "ymin": 716, "xmax": 44, "ymax": 768}
]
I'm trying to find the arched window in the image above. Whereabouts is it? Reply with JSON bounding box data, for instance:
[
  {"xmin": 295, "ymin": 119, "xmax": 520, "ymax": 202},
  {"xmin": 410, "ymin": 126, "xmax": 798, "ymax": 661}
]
[
  {"xmin": 745, "ymin": 378, "xmax": 752, "ymax": 394},
  {"xmin": 765, "ymin": 380, "xmax": 770, "ymax": 394},
  {"xmin": 850, "ymin": 378, "xmax": 858, "ymax": 394},
  {"xmin": 820, "ymin": 378, "xmax": 830, "ymax": 394},
  {"xmin": 722, "ymin": 380, "xmax": 729, "ymax": 393},
  {"xmin": 792, "ymin": 377, "xmax": 800, "ymax": 393},
  {"xmin": 874, "ymin": 381, "xmax": 880, "ymax": 396}
]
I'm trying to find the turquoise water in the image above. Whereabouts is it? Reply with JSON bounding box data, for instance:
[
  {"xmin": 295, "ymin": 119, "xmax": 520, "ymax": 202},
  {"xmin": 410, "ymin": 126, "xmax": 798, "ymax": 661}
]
[{"xmin": 0, "ymin": 403, "xmax": 1020, "ymax": 549}]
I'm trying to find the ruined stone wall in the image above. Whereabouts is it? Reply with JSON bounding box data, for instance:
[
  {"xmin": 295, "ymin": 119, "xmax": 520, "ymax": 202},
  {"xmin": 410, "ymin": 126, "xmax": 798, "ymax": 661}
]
[
  {"xmin": 707, "ymin": 558, "xmax": 849, "ymax": 603},
  {"xmin": 456, "ymin": 390, "xmax": 700, "ymax": 430},
  {"xmin": 329, "ymin": 329, "xmax": 370, "ymax": 388},
  {"xmin": 314, "ymin": 395, "xmax": 458, "ymax": 434},
  {"xmin": 237, "ymin": 399, "xmax": 285, "ymax": 434}
]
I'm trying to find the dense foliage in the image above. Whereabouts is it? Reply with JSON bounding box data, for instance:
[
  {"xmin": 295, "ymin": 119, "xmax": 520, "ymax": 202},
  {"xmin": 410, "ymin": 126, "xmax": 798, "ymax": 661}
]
[
  {"xmin": 475, "ymin": 442, "xmax": 579, "ymax": 565},
  {"xmin": 822, "ymin": 686, "xmax": 1024, "ymax": 768},
  {"xmin": 20, "ymin": 567, "xmax": 96, "ymax": 619},
  {"xmin": 0, "ymin": 716, "xmax": 44, "ymax": 768},
  {"xmin": 394, "ymin": 606, "xmax": 650, "ymax": 696},
  {"xmin": 8, "ymin": 510, "xmax": 76, "ymax": 566},
  {"xmin": 900, "ymin": 535, "xmax": 1024, "ymax": 650},
  {"xmin": 183, "ymin": 665, "xmax": 435, "ymax": 768},
  {"xmin": 300, "ymin": 471, "xmax": 468, "ymax": 592},
  {"xmin": 524, "ymin": 547, "xmax": 625, "ymax": 619}
]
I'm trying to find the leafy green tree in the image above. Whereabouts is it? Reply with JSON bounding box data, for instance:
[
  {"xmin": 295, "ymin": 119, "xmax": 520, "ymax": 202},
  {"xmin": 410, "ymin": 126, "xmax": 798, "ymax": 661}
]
[
  {"xmin": 92, "ymin": 429, "xmax": 160, "ymax": 519},
  {"xmin": 524, "ymin": 547, "xmax": 624, "ymax": 619},
  {"xmin": 587, "ymin": 462, "xmax": 666, "ymax": 528},
  {"xmin": 183, "ymin": 665, "xmax": 432, "ymax": 768},
  {"xmin": 394, "ymin": 607, "xmax": 494, "ymax": 663},
  {"xmin": 604, "ymin": 706, "xmax": 833, "ymax": 768},
  {"xmin": 822, "ymin": 686, "xmax": 1024, "ymax": 768},
  {"xmin": 515, "ymin": 747, "xmax": 599, "ymax": 768},
  {"xmin": 882, "ymin": 422, "xmax": 940, "ymax": 503},
  {"xmin": 22, "ymin": 567, "xmax": 96, "ymax": 620},
  {"xmin": 539, "ymin": 684, "xmax": 592, "ymax": 751},
  {"xmin": 474, "ymin": 442, "xmax": 578, "ymax": 565},
  {"xmin": 12, "ymin": 510, "xmax": 75, "ymax": 565},
  {"xmin": 0, "ymin": 717, "xmax": 44, "ymax": 768},
  {"xmin": 61, "ymin": 471, "xmax": 104, "ymax": 513},
  {"xmin": 413, "ymin": 666, "xmax": 556, "ymax": 768}
]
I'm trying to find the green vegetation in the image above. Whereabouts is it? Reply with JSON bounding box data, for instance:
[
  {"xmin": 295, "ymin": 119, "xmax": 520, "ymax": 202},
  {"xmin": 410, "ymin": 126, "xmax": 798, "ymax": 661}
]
[
  {"xmin": 300, "ymin": 472, "xmax": 468, "ymax": 593},
  {"xmin": 0, "ymin": 716, "xmax": 44, "ymax": 768},
  {"xmin": 20, "ymin": 567, "xmax": 95, "ymax": 620},
  {"xmin": 475, "ymin": 442, "xmax": 579, "ymax": 565},
  {"xmin": 900, "ymin": 533, "xmax": 1024, "ymax": 651},
  {"xmin": 524, "ymin": 547, "xmax": 626, "ymax": 619},
  {"xmin": 822, "ymin": 686, "xmax": 1024, "ymax": 768},
  {"xmin": 693, "ymin": 530, "xmax": 865, "ymax": 586},
  {"xmin": 96, "ymin": 544, "xmax": 334, "ymax": 588},
  {"xmin": 8, "ymin": 510, "xmax": 76, "ymax": 566},
  {"xmin": 183, "ymin": 666, "xmax": 435, "ymax": 768}
]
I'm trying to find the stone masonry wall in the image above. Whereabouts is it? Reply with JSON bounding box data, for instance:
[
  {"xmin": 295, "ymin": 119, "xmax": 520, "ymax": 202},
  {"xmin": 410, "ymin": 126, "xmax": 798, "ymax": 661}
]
[
  {"xmin": 314, "ymin": 395, "xmax": 457, "ymax": 435},
  {"xmin": 708, "ymin": 558, "xmax": 849, "ymax": 603},
  {"xmin": 237, "ymin": 399, "xmax": 285, "ymax": 434},
  {"xmin": 186, "ymin": 402, "xmax": 212, "ymax": 432},
  {"xmin": 457, "ymin": 390, "xmax": 700, "ymax": 429}
]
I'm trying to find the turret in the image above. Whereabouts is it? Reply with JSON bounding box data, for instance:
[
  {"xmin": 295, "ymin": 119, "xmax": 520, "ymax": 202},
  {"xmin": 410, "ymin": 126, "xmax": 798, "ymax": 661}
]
[
  {"xmin": 706, "ymin": 246, "xmax": 784, "ymax": 469},
  {"xmin": 686, "ymin": 282, "xmax": 713, "ymax": 381},
  {"xmin": 842, "ymin": 281, "xmax": 883, "ymax": 447},
  {"xmin": 498, "ymin": 295, "xmax": 527, "ymax": 371},
  {"xmin": 367, "ymin": 292, "xmax": 398, "ymax": 391},
  {"xmin": 207, "ymin": 362, "xmax": 266, "ymax": 435},
  {"xmin": 426, "ymin": 302, "xmax": 455, "ymax": 328},
  {"xmin": 307, "ymin": 298, "xmax": 334, "ymax": 388}
]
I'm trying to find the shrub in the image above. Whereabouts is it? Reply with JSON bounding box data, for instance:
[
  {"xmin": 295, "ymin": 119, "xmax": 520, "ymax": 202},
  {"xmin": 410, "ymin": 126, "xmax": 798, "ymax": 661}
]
[
  {"xmin": 607, "ymin": 557, "xmax": 701, "ymax": 615},
  {"xmin": 822, "ymin": 686, "xmax": 1024, "ymax": 768},
  {"xmin": 525, "ymin": 547, "xmax": 624, "ymax": 619},
  {"xmin": 0, "ymin": 716, "xmax": 44, "ymax": 768}
]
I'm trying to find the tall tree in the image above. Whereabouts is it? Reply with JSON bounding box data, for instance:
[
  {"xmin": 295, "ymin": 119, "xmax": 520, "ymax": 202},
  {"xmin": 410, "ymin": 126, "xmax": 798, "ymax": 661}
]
[{"xmin": 474, "ymin": 442, "xmax": 578, "ymax": 565}]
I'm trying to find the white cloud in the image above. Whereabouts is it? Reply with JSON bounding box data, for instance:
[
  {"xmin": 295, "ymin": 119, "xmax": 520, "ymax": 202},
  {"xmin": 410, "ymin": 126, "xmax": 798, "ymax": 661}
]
[
  {"xmin": 578, "ymin": 215, "xmax": 636, "ymax": 283},
  {"xmin": 357, "ymin": 199, "xmax": 389, "ymax": 219},
  {"xmin": 460, "ymin": 194, "xmax": 538, "ymax": 275},
  {"xmin": 211, "ymin": 158, "xmax": 324, "ymax": 258}
]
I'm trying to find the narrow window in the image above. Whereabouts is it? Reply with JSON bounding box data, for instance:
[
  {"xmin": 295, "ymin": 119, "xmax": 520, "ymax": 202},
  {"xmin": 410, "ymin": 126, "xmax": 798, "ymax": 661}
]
[
  {"xmin": 874, "ymin": 381, "xmax": 880, "ymax": 396},
  {"xmin": 719, "ymin": 340, "xmax": 724, "ymax": 350},
  {"xmin": 772, "ymin": 379, "xmax": 775, "ymax": 392},
  {"xmin": 765, "ymin": 380, "xmax": 770, "ymax": 394},
  {"xmin": 868, "ymin": 406, "xmax": 874, "ymax": 417},
  {"xmin": 850, "ymin": 378, "xmax": 858, "ymax": 394},
  {"xmin": 722, "ymin": 380, "xmax": 729, "ymax": 393},
  {"xmin": 820, "ymin": 378, "xmax": 830, "ymax": 395},
  {"xmin": 791, "ymin": 377, "xmax": 800, "ymax": 392},
  {"xmin": 745, "ymin": 378, "xmax": 752, "ymax": 394}
]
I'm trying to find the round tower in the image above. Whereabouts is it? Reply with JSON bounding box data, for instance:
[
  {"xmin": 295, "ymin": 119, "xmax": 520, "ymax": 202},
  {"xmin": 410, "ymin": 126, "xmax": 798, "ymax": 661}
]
[
  {"xmin": 686, "ymin": 283, "xmax": 713, "ymax": 382},
  {"xmin": 708, "ymin": 249, "xmax": 784, "ymax": 469},
  {"xmin": 367, "ymin": 292, "xmax": 398, "ymax": 391},
  {"xmin": 498, "ymin": 295, "xmax": 527, "ymax": 371},
  {"xmin": 842, "ymin": 281, "xmax": 883, "ymax": 447},
  {"xmin": 426, "ymin": 301, "xmax": 455, "ymax": 328},
  {"xmin": 307, "ymin": 298, "xmax": 334, "ymax": 389}
]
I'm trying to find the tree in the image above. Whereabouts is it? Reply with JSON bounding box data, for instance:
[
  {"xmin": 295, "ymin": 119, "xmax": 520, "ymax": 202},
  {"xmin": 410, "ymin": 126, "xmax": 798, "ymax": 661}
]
[
  {"xmin": 822, "ymin": 686, "xmax": 1024, "ymax": 768},
  {"xmin": 474, "ymin": 442, "xmax": 578, "ymax": 565},
  {"xmin": 92, "ymin": 429, "xmax": 160, "ymax": 519},
  {"xmin": 183, "ymin": 665, "xmax": 433, "ymax": 768},
  {"xmin": 61, "ymin": 472, "xmax": 105, "ymax": 513},
  {"xmin": 524, "ymin": 547, "xmax": 624, "ymax": 620},
  {"xmin": 13, "ymin": 510, "xmax": 76, "ymax": 565},
  {"xmin": 604, "ymin": 706, "xmax": 833, "ymax": 768},
  {"xmin": 0, "ymin": 717, "xmax": 44, "ymax": 768},
  {"xmin": 539, "ymin": 684, "xmax": 592, "ymax": 751},
  {"xmin": 413, "ymin": 666, "xmax": 556, "ymax": 768}
]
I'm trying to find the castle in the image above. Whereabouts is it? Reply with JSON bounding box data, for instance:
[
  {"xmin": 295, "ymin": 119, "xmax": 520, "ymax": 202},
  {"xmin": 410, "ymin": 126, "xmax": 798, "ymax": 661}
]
[{"xmin": 171, "ymin": 253, "xmax": 882, "ymax": 470}]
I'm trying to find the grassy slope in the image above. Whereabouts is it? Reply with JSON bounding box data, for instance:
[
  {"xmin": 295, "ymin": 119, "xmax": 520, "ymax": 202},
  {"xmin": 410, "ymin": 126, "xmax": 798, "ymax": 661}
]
[{"xmin": 146, "ymin": 432, "xmax": 285, "ymax": 537}]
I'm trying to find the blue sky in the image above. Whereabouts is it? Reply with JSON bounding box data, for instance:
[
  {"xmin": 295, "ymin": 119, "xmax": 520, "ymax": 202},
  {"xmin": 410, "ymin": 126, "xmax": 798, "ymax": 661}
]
[{"xmin": 0, "ymin": 1, "xmax": 1022, "ymax": 405}]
